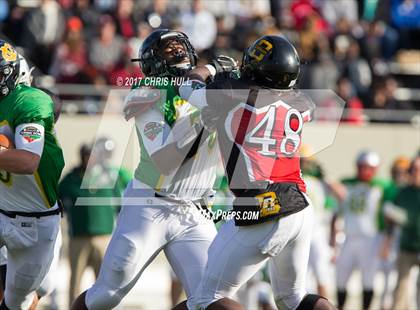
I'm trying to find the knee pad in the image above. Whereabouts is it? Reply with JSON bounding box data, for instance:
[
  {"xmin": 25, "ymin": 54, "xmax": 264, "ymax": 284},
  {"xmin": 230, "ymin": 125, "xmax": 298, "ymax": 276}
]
[
  {"xmin": 85, "ymin": 284, "xmax": 123, "ymax": 310},
  {"xmin": 296, "ymin": 294, "xmax": 323, "ymax": 310}
]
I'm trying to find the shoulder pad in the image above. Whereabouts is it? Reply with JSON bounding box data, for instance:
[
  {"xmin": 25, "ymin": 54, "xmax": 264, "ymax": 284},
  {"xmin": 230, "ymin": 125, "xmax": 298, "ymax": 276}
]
[
  {"xmin": 123, "ymin": 87, "xmax": 161, "ymax": 120},
  {"xmin": 125, "ymin": 86, "xmax": 161, "ymax": 106}
]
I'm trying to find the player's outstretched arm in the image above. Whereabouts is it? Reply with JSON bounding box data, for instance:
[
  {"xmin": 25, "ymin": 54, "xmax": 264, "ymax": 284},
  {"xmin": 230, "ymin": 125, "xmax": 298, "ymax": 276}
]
[
  {"xmin": 150, "ymin": 110, "xmax": 209, "ymax": 176},
  {"xmin": 150, "ymin": 142, "xmax": 197, "ymax": 176},
  {"xmin": 0, "ymin": 149, "xmax": 40, "ymax": 174},
  {"xmin": 133, "ymin": 102, "xmax": 206, "ymax": 176},
  {"xmin": 326, "ymin": 181, "xmax": 347, "ymax": 203}
]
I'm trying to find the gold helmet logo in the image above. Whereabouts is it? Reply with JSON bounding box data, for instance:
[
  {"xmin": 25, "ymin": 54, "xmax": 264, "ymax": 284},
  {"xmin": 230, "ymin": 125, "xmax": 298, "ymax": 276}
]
[
  {"xmin": 0, "ymin": 43, "xmax": 17, "ymax": 62},
  {"xmin": 249, "ymin": 39, "xmax": 273, "ymax": 62}
]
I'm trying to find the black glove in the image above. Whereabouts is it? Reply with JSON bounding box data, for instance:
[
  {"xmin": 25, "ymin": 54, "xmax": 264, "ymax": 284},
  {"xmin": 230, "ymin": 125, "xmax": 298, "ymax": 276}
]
[{"xmin": 210, "ymin": 55, "xmax": 239, "ymax": 75}]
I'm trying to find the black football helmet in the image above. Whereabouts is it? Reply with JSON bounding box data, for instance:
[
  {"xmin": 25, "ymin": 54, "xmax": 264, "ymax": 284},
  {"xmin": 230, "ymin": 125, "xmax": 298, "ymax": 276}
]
[
  {"xmin": 0, "ymin": 40, "xmax": 20, "ymax": 97},
  {"xmin": 241, "ymin": 35, "xmax": 300, "ymax": 89},
  {"xmin": 132, "ymin": 29, "xmax": 197, "ymax": 77}
]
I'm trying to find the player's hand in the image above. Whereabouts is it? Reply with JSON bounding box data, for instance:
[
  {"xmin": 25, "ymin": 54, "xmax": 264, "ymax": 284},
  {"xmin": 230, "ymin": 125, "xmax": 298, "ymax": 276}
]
[
  {"xmin": 210, "ymin": 55, "xmax": 239, "ymax": 75},
  {"xmin": 201, "ymin": 106, "xmax": 220, "ymax": 131}
]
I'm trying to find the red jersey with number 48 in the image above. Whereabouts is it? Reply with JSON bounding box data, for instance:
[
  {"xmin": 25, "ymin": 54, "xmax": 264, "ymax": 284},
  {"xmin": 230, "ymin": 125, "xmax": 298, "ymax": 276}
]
[{"xmin": 205, "ymin": 78, "xmax": 314, "ymax": 194}]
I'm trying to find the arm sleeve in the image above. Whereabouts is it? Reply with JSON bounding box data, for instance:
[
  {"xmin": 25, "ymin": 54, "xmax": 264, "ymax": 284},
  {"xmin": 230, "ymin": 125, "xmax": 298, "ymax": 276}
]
[
  {"xmin": 14, "ymin": 123, "xmax": 45, "ymax": 156},
  {"xmin": 11, "ymin": 89, "xmax": 54, "ymax": 156}
]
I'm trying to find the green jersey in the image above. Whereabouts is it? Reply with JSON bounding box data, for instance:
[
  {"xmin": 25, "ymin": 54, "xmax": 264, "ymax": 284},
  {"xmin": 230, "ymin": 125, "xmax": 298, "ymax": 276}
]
[
  {"xmin": 59, "ymin": 165, "xmax": 131, "ymax": 236},
  {"xmin": 394, "ymin": 186, "xmax": 420, "ymax": 252},
  {"xmin": 0, "ymin": 84, "xmax": 64, "ymax": 212}
]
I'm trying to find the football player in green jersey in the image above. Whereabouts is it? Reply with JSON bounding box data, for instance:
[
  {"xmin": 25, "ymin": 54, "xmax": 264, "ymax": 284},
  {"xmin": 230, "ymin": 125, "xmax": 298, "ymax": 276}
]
[
  {"xmin": 0, "ymin": 53, "xmax": 64, "ymax": 310},
  {"xmin": 71, "ymin": 29, "xmax": 237, "ymax": 310},
  {"xmin": 0, "ymin": 40, "xmax": 64, "ymax": 310}
]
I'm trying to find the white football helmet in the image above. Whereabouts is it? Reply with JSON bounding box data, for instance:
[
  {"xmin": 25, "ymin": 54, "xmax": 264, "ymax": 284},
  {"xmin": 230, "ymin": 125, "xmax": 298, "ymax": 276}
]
[{"xmin": 356, "ymin": 150, "xmax": 381, "ymax": 167}]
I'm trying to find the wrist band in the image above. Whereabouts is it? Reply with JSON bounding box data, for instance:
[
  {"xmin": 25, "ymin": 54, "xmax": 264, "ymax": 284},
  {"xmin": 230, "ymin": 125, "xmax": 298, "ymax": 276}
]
[{"xmin": 205, "ymin": 64, "xmax": 217, "ymax": 77}]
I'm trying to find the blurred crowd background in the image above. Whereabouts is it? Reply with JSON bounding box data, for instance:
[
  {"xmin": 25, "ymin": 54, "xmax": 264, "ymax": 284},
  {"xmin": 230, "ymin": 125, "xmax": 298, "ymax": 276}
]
[
  {"xmin": 0, "ymin": 0, "xmax": 419, "ymax": 121},
  {"xmin": 0, "ymin": 0, "xmax": 419, "ymax": 309}
]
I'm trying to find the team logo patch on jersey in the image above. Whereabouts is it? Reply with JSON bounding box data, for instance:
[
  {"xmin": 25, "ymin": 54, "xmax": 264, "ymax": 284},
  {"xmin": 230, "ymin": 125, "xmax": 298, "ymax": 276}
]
[
  {"xmin": 144, "ymin": 122, "xmax": 163, "ymax": 141},
  {"xmin": 20, "ymin": 126, "xmax": 42, "ymax": 143}
]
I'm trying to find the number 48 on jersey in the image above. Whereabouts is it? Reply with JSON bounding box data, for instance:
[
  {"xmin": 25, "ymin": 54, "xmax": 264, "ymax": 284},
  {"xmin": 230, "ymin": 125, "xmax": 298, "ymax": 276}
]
[{"xmin": 225, "ymin": 99, "xmax": 312, "ymax": 183}]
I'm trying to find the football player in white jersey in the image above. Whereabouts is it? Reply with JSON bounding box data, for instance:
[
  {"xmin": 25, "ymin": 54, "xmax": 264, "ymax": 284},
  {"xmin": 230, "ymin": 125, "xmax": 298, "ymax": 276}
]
[
  {"xmin": 71, "ymin": 29, "xmax": 237, "ymax": 310},
  {"xmin": 331, "ymin": 151, "xmax": 388, "ymax": 310}
]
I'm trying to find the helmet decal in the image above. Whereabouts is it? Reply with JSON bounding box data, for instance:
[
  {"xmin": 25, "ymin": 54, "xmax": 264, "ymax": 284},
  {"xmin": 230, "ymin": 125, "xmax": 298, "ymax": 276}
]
[
  {"xmin": 241, "ymin": 35, "xmax": 300, "ymax": 89},
  {"xmin": 0, "ymin": 43, "xmax": 17, "ymax": 62},
  {"xmin": 249, "ymin": 39, "xmax": 273, "ymax": 62},
  {"xmin": 0, "ymin": 40, "xmax": 21, "ymax": 98}
]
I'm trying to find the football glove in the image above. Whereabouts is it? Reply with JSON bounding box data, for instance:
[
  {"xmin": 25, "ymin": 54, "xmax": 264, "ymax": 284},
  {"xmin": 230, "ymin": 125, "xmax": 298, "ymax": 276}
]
[{"xmin": 210, "ymin": 55, "xmax": 239, "ymax": 75}]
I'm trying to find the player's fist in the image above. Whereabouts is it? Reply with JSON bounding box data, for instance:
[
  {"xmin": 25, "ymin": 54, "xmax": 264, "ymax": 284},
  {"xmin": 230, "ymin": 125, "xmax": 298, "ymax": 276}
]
[
  {"xmin": 210, "ymin": 55, "xmax": 239, "ymax": 75},
  {"xmin": 0, "ymin": 134, "xmax": 14, "ymax": 151}
]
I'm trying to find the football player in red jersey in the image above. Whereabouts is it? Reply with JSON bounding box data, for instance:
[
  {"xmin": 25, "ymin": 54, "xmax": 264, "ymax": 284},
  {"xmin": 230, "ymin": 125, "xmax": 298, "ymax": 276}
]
[{"xmin": 175, "ymin": 36, "xmax": 337, "ymax": 310}]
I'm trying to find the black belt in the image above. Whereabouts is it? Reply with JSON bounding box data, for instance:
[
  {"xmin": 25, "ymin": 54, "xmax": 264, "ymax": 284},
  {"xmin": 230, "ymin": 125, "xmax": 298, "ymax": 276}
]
[
  {"xmin": 154, "ymin": 192, "xmax": 205, "ymax": 205},
  {"xmin": 0, "ymin": 201, "xmax": 63, "ymax": 219}
]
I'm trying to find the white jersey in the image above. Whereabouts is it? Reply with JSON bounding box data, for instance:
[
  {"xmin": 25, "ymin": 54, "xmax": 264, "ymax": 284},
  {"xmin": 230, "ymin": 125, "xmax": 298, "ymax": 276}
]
[
  {"xmin": 338, "ymin": 180, "xmax": 383, "ymax": 239},
  {"xmin": 134, "ymin": 100, "xmax": 219, "ymax": 200}
]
